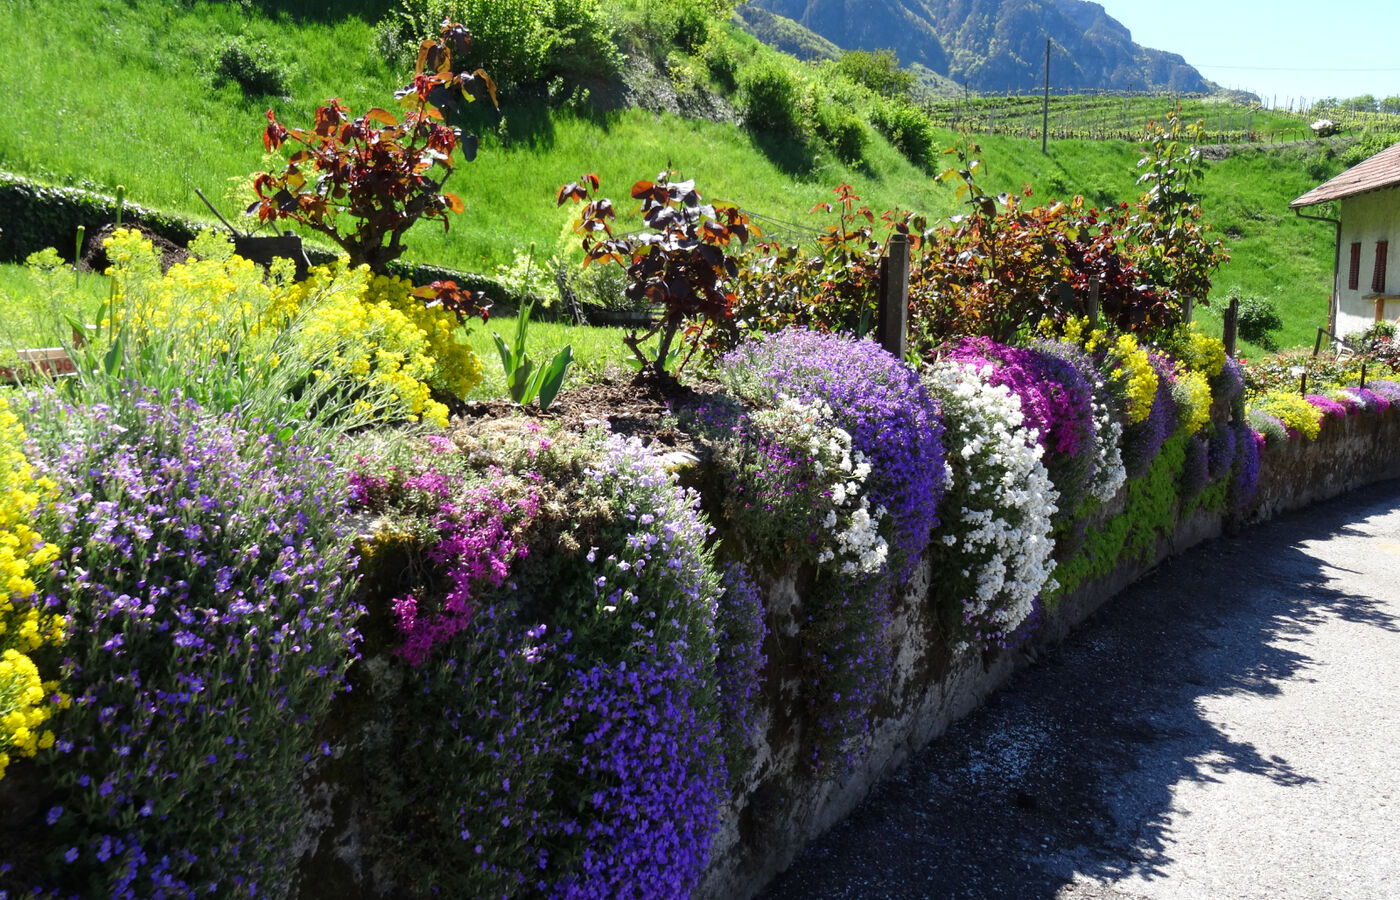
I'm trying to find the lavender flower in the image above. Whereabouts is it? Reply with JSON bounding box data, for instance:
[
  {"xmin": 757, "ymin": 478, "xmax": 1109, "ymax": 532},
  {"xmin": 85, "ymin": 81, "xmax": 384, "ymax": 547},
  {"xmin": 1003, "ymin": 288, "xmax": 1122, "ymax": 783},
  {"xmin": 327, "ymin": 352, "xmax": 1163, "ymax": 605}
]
[
  {"xmin": 719, "ymin": 329, "xmax": 946, "ymax": 582},
  {"xmin": 1229, "ymin": 421, "xmax": 1262, "ymax": 512},
  {"xmin": 10, "ymin": 387, "xmax": 361, "ymax": 899},
  {"xmin": 1180, "ymin": 434, "xmax": 1210, "ymax": 502}
]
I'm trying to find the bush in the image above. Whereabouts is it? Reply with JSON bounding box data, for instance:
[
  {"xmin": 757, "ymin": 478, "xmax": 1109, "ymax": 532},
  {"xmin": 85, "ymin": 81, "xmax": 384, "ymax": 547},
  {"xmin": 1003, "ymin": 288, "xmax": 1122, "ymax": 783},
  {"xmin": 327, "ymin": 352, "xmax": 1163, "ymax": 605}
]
[
  {"xmin": 871, "ymin": 98, "xmax": 934, "ymax": 166},
  {"xmin": 740, "ymin": 59, "xmax": 801, "ymax": 134},
  {"xmin": 214, "ymin": 38, "xmax": 289, "ymax": 96},
  {"xmin": 349, "ymin": 425, "xmax": 725, "ymax": 896},
  {"xmin": 1229, "ymin": 288, "xmax": 1283, "ymax": 350},
  {"xmin": 87, "ymin": 230, "xmax": 483, "ymax": 431},
  {"xmin": 812, "ymin": 98, "xmax": 868, "ymax": 165},
  {"xmin": 701, "ymin": 33, "xmax": 741, "ymax": 92},
  {"xmin": 377, "ymin": 0, "xmax": 618, "ymax": 89},
  {"xmin": 7, "ymin": 389, "xmax": 361, "ymax": 898}
]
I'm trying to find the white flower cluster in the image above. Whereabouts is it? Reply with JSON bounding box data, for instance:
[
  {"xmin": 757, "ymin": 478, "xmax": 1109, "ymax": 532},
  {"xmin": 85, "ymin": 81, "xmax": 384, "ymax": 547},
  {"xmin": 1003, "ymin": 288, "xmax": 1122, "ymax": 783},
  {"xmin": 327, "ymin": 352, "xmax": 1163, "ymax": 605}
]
[
  {"xmin": 759, "ymin": 394, "xmax": 889, "ymax": 576},
  {"xmin": 1087, "ymin": 374, "xmax": 1127, "ymax": 503},
  {"xmin": 924, "ymin": 363, "xmax": 1059, "ymax": 645}
]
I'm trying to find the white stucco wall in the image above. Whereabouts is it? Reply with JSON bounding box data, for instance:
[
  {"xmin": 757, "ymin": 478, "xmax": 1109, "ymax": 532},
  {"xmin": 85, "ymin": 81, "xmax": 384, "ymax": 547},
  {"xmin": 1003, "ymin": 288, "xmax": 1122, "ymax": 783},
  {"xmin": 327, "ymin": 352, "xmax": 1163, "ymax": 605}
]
[{"xmin": 1336, "ymin": 189, "xmax": 1400, "ymax": 336}]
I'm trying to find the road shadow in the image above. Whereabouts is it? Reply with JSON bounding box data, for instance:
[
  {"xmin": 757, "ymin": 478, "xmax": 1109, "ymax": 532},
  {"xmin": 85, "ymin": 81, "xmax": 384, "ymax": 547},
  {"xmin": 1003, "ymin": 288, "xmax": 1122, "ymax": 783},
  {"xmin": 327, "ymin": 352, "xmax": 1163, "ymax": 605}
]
[{"xmin": 760, "ymin": 479, "xmax": 1400, "ymax": 899}]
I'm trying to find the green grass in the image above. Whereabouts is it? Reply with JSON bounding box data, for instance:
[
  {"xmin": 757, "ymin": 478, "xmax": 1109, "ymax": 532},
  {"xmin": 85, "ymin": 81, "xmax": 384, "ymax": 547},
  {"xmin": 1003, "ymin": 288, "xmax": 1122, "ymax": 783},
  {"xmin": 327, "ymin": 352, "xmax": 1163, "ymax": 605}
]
[{"xmin": 0, "ymin": 0, "xmax": 1361, "ymax": 352}]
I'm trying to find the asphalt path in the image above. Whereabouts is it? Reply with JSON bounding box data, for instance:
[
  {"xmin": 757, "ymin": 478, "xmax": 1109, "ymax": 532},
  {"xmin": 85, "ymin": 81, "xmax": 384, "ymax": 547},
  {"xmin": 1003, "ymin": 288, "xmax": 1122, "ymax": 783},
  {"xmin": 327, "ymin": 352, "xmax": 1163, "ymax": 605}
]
[{"xmin": 761, "ymin": 480, "xmax": 1400, "ymax": 900}]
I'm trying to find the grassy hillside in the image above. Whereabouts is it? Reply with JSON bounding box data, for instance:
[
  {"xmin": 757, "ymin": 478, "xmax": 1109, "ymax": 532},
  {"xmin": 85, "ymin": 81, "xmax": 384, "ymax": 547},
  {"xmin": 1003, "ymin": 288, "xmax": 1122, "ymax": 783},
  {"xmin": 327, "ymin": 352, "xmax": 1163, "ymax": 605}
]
[{"xmin": 0, "ymin": 0, "xmax": 1354, "ymax": 350}]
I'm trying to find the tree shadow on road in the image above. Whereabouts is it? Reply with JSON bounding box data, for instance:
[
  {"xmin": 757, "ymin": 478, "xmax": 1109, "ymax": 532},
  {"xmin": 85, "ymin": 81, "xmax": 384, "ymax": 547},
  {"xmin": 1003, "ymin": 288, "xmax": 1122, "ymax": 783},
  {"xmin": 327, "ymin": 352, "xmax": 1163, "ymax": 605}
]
[{"xmin": 761, "ymin": 479, "xmax": 1400, "ymax": 899}]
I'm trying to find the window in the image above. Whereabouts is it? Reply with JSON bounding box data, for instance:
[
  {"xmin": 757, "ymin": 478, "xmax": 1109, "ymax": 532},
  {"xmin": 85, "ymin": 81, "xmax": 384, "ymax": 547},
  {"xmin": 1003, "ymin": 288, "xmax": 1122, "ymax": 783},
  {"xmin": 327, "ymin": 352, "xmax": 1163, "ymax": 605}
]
[
  {"xmin": 1349, "ymin": 242, "xmax": 1362, "ymax": 290},
  {"xmin": 1374, "ymin": 241, "xmax": 1389, "ymax": 294}
]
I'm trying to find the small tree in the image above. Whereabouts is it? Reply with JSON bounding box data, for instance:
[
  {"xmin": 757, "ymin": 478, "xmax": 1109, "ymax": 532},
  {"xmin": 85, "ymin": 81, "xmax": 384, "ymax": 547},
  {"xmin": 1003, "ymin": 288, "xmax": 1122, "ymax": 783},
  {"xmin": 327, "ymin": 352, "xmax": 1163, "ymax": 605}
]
[
  {"xmin": 251, "ymin": 21, "xmax": 498, "ymax": 274},
  {"xmin": 1126, "ymin": 108, "xmax": 1227, "ymax": 318},
  {"xmin": 558, "ymin": 170, "xmax": 754, "ymax": 378}
]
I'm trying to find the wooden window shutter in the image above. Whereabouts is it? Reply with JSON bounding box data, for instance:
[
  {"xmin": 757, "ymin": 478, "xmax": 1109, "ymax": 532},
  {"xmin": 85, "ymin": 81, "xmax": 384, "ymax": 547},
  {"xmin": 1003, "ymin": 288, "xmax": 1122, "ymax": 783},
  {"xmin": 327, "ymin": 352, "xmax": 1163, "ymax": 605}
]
[
  {"xmin": 1374, "ymin": 241, "xmax": 1389, "ymax": 293},
  {"xmin": 1349, "ymin": 242, "xmax": 1362, "ymax": 290}
]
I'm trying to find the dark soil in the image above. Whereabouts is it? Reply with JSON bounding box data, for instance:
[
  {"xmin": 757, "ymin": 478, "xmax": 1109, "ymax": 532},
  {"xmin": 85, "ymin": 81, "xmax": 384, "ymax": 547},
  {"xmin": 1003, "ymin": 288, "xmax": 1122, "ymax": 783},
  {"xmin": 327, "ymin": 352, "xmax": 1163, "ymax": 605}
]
[
  {"xmin": 79, "ymin": 222, "xmax": 188, "ymax": 274},
  {"xmin": 445, "ymin": 371, "xmax": 725, "ymax": 457}
]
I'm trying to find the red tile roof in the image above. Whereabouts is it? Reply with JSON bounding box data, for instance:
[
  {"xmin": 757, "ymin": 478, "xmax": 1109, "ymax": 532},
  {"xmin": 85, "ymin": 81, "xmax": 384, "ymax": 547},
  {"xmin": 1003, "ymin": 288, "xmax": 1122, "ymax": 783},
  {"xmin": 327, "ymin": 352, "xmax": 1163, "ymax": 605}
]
[{"xmin": 1292, "ymin": 141, "xmax": 1400, "ymax": 207}]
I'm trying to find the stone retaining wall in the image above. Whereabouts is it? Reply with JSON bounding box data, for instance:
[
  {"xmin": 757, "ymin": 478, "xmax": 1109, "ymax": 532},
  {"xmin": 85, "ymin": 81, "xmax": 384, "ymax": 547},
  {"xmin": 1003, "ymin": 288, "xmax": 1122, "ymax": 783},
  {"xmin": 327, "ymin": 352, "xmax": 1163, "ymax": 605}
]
[{"xmin": 697, "ymin": 406, "xmax": 1400, "ymax": 900}]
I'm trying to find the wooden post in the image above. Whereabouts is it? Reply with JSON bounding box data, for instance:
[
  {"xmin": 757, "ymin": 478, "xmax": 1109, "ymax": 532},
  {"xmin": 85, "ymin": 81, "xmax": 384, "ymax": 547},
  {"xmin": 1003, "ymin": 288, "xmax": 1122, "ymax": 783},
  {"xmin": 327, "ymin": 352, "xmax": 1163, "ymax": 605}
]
[
  {"xmin": 1223, "ymin": 293, "xmax": 1239, "ymax": 357},
  {"xmin": 1087, "ymin": 277, "xmax": 1101, "ymax": 329},
  {"xmin": 879, "ymin": 234, "xmax": 910, "ymax": 360},
  {"xmin": 1042, "ymin": 38, "xmax": 1050, "ymax": 154}
]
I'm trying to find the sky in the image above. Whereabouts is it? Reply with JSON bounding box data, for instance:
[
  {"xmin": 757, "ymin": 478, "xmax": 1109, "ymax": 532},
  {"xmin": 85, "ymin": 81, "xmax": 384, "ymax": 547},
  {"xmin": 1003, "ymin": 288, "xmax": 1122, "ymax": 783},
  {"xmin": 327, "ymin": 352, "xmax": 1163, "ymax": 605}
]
[{"xmin": 1092, "ymin": 0, "xmax": 1400, "ymax": 106}]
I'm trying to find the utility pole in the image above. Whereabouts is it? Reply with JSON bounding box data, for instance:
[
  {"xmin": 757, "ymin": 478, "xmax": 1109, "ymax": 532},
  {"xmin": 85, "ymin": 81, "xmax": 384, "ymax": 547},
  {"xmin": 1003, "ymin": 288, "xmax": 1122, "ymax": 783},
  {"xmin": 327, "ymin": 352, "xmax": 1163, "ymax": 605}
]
[{"xmin": 1042, "ymin": 38, "xmax": 1051, "ymax": 154}]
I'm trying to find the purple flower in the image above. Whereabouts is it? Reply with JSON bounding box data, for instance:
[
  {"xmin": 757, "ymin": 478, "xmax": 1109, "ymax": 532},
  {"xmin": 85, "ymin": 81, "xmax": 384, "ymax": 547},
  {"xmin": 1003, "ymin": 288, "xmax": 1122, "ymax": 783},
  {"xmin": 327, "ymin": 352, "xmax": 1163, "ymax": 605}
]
[
  {"xmin": 720, "ymin": 329, "xmax": 946, "ymax": 581},
  {"xmin": 944, "ymin": 337, "xmax": 1098, "ymax": 516},
  {"xmin": 16, "ymin": 387, "xmax": 363, "ymax": 897},
  {"xmin": 1229, "ymin": 420, "xmax": 1262, "ymax": 512},
  {"xmin": 1180, "ymin": 434, "xmax": 1210, "ymax": 501}
]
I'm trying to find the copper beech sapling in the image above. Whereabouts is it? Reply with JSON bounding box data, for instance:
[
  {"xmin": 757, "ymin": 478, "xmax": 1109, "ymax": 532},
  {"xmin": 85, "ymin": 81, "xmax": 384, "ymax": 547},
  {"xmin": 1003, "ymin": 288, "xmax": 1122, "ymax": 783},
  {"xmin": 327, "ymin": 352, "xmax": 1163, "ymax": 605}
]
[
  {"xmin": 251, "ymin": 21, "xmax": 498, "ymax": 275},
  {"xmin": 558, "ymin": 170, "xmax": 756, "ymax": 378}
]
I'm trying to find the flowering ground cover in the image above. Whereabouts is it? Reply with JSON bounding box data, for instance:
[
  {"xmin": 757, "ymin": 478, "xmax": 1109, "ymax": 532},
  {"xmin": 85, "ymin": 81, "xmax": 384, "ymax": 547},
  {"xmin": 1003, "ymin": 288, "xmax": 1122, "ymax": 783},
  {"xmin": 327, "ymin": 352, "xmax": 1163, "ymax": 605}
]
[{"xmin": 0, "ymin": 190, "xmax": 1391, "ymax": 899}]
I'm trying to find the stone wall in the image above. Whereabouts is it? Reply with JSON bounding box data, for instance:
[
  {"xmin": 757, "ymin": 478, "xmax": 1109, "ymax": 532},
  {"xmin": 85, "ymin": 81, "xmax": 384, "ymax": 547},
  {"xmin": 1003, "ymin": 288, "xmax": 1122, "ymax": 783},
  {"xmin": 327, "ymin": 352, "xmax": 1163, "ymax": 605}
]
[{"xmin": 696, "ymin": 405, "xmax": 1400, "ymax": 900}]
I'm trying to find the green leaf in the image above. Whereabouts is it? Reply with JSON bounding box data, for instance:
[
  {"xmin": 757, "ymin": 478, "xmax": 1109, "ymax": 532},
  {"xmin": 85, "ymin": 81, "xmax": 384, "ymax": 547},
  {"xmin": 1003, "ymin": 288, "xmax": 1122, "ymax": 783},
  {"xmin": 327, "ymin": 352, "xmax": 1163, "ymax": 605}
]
[
  {"xmin": 536, "ymin": 345, "xmax": 574, "ymax": 411},
  {"xmin": 509, "ymin": 357, "xmax": 534, "ymax": 404},
  {"xmin": 492, "ymin": 332, "xmax": 515, "ymax": 375},
  {"xmin": 103, "ymin": 332, "xmax": 125, "ymax": 377}
]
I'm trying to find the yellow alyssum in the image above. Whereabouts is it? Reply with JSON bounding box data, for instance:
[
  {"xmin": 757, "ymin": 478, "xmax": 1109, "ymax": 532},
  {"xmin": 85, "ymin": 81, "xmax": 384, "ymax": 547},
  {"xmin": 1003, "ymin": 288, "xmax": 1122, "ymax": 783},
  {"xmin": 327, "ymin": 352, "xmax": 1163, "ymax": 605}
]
[
  {"xmin": 367, "ymin": 274, "xmax": 484, "ymax": 400},
  {"xmin": 1054, "ymin": 317, "xmax": 1158, "ymax": 424},
  {"xmin": 1251, "ymin": 390, "xmax": 1324, "ymax": 441},
  {"xmin": 99, "ymin": 230, "xmax": 485, "ymax": 429},
  {"xmin": 1172, "ymin": 368, "xmax": 1214, "ymax": 436},
  {"xmin": 0, "ymin": 397, "xmax": 63, "ymax": 780},
  {"xmin": 1173, "ymin": 323, "xmax": 1227, "ymax": 379}
]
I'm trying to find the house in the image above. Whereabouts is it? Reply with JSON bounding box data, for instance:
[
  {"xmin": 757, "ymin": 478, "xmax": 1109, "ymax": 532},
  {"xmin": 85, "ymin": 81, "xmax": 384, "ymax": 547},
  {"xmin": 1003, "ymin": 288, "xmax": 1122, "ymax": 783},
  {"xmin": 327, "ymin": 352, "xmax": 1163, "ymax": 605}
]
[{"xmin": 1291, "ymin": 141, "xmax": 1400, "ymax": 337}]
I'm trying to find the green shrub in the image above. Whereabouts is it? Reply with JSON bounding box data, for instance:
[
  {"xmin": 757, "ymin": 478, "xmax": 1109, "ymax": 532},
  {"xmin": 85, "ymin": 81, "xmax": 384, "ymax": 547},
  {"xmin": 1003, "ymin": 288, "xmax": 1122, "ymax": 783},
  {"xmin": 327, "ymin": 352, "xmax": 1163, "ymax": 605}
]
[
  {"xmin": 812, "ymin": 98, "xmax": 868, "ymax": 165},
  {"xmin": 214, "ymin": 38, "xmax": 289, "ymax": 96},
  {"xmin": 377, "ymin": 0, "xmax": 618, "ymax": 89},
  {"xmin": 871, "ymin": 98, "xmax": 935, "ymax": 167},
  {"xmin": 834, "ymin": 49, "xmax": 913, "ymax": 99},
  {"xmin": 701, "ymin": 33, "xmax": 740, "ymax": 92},
  {"xmin": 739, "ymin": 59, "xmax": 801, "ymax": 134},
  {"xmin": 1229, "ymin": 287, "xmax": 1283, "ymax": 350}
]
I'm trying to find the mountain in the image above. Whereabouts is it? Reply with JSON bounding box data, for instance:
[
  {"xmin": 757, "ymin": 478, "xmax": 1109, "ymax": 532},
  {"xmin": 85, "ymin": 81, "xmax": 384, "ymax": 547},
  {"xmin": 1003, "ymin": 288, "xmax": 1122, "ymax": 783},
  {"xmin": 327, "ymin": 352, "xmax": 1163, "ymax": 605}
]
[{"xmin": 737, "ymin": 0, "xmax": 1211, "ymax": 94}]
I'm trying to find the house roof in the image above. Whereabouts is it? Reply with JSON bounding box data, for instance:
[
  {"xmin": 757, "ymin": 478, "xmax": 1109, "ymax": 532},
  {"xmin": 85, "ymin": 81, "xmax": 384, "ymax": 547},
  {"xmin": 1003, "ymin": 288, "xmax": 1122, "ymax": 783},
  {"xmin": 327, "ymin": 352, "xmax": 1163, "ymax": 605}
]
[{"xmin": 1292, "ymin": 141, "xmax": 1400, "ymax": 208}]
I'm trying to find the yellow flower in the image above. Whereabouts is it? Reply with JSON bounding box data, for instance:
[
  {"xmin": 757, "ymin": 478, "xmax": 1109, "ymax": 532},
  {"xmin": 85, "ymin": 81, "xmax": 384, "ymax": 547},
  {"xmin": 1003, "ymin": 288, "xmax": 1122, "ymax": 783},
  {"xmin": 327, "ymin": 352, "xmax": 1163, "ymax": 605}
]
[
  {"xmin": 1172, "ymin": 369, "xmax": 1213, "ymax": 436},
  {"xmin": 1251, "ymin": 390, "xmax": 1323, "ymax": 441},
  {"xmin": 0, "ymin": 398, "xmax": 64, "ymax": 780}
]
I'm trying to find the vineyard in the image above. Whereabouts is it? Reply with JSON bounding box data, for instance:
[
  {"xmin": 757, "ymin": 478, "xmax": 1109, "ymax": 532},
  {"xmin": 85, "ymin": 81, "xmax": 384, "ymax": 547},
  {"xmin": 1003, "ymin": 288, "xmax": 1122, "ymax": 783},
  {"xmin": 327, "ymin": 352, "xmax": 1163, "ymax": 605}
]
[{"xmin": 924, "ymin": 92, "xmax": 1400, "ymax": 144}]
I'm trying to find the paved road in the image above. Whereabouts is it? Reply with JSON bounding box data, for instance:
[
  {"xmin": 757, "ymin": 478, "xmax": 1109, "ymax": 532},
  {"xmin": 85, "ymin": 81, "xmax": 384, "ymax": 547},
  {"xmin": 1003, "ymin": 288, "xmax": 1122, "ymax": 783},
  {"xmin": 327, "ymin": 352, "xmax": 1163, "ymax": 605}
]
[{"xmin": 762, "ymin": 480, "xmax": 1400, "ymax": 900}]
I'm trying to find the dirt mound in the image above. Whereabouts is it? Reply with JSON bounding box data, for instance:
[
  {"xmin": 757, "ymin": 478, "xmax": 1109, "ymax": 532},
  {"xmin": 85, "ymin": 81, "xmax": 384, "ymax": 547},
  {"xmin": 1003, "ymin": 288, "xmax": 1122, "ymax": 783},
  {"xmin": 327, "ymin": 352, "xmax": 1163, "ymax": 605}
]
[{"xmin": 79, "ymin": 222, "xmax": 188, "ymax": 274}]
